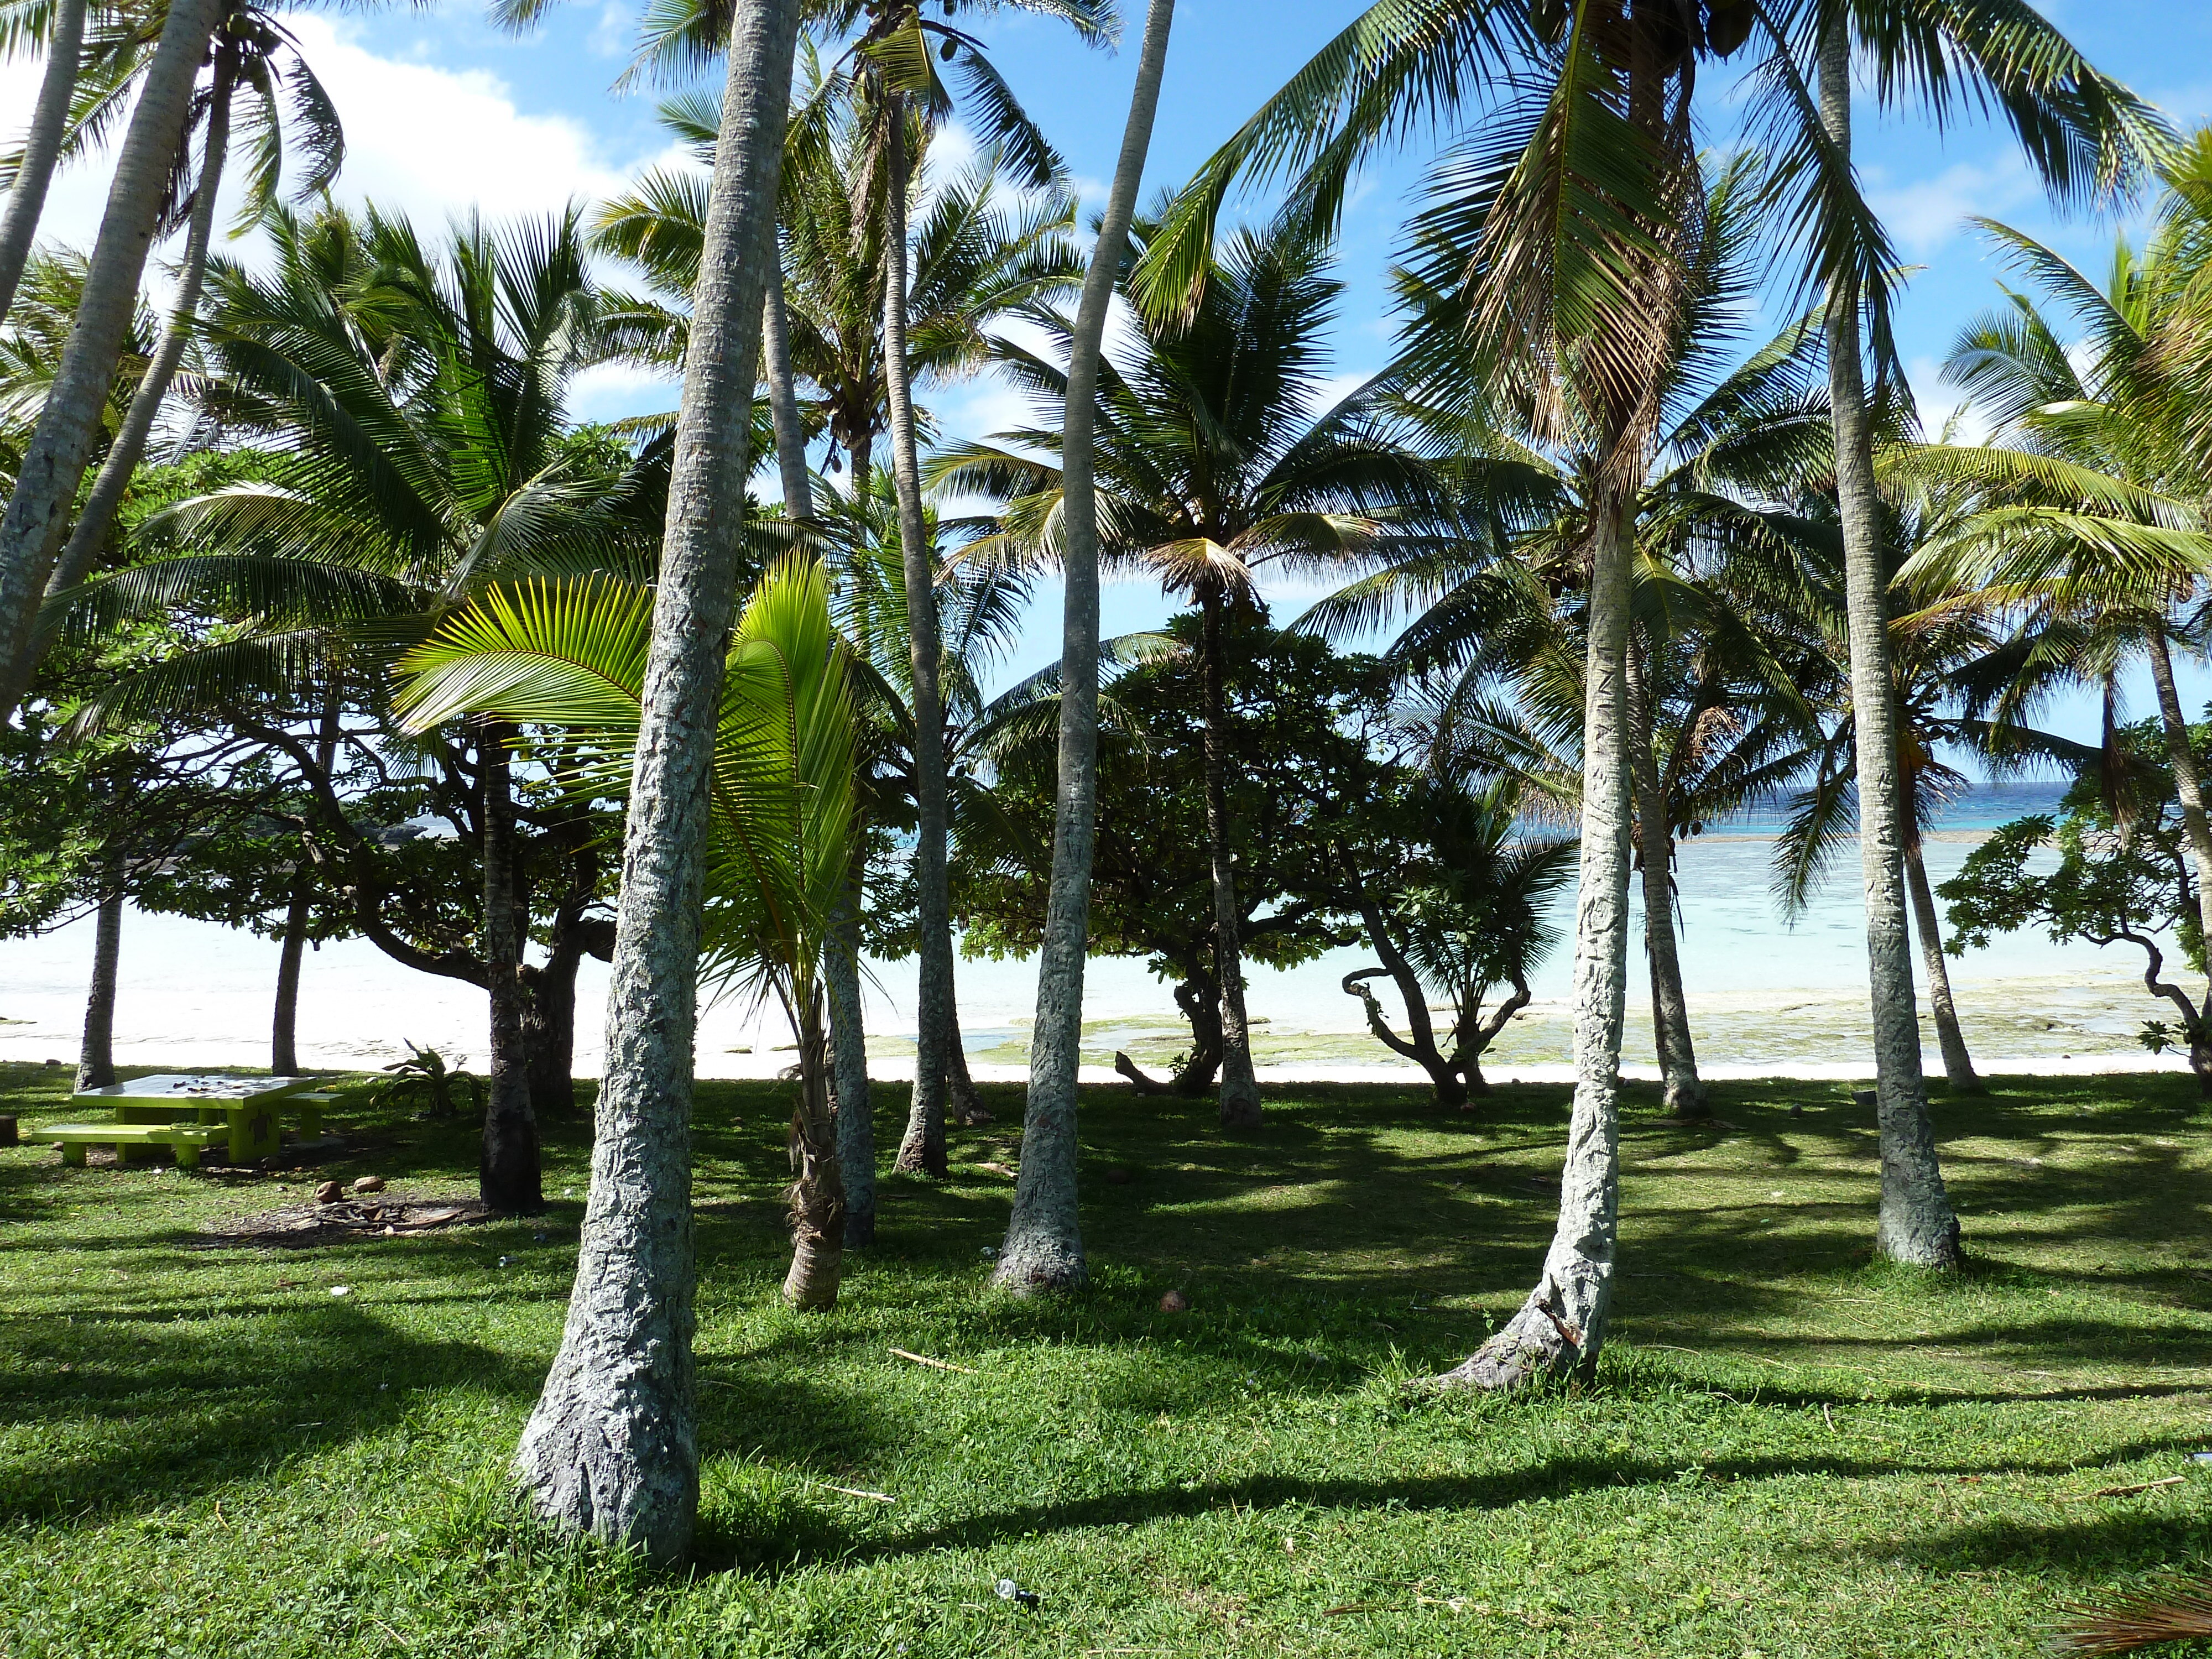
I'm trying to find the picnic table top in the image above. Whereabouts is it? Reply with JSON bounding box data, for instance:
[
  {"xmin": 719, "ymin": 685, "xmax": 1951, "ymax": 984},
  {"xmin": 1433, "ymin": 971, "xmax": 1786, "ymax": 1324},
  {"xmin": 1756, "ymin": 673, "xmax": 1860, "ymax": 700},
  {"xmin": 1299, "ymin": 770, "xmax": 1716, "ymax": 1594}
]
[{"xmin": 71, "ymin": 1073, "xmax": 315, "ymax": 1104}]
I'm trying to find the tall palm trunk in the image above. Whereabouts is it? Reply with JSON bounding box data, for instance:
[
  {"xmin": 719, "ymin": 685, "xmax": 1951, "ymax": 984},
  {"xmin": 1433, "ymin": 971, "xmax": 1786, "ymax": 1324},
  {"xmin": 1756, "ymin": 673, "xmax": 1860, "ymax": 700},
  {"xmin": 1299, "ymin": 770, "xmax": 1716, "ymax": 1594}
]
[
  {"xmin": 0, "ymin": 0, "xmax": 87, "ymax": 326},
  {"xmin": 826, "ymin": 862, "xmax": 874, "ymax": 1244},
  {"xmin": 274, "ymin": 680, "xmax": 342, "ymax": 1077},
  {"xmin": 1200, "ymin": 588, "xmax": 1262, "ymax": 1126},
  {"xmin": 1626, "ymin": 640, "xmax": 1705, "ymax": 1117},
  {"xmin": 2146, "ymin": 625, "xmax": 2212, "ymax": 946},
  {"xmin": 0, "ymin": 0, "xmax": 225, "ymax": 707},
  {"xmin": 781, "ymin": 982, "xmax": 844, "ymax": 1307},
  {"xmin": 479, "ymin": 728, "xmax": 542, "ymax": 1212},
  {"xmin": 1905, "ymin": 843, "xmax": 1979, "ymax": 1093},
  {"xmin": 75, "ymin": 849, "xmax": 125, "ymax": 1093},
  {"xmin": 39, "ymin": 46, "xmax": 235, "ymax": 621},
  {"xmin": 1818, "ymin": 20, "xmax": 1960, "ymax": 1271},
  {"xmin": 1437, "ymin": 501, "xmax": 1633, "ymax": 1390},
  {"xmin": 762, "ymin": 251, "xmax": 813, "ymax": 523},
  {"xmin": 881, "ymin": 102, "xmax": 954, "ymax": 1181},
  {"xmin": 995, "ymin": 0, "xmax": 1176, "ymax": 1293},
  {"xmin": 512, "ymin": 0, "xmax": 800, "ymax": 1567}
]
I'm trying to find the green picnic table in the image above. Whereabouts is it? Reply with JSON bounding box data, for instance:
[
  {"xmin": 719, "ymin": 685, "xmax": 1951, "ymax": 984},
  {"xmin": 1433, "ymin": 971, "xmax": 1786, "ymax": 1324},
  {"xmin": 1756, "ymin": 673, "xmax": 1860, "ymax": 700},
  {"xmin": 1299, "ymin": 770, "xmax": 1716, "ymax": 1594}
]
[{"xmin": 44, "ymin": 1074, "xmax": 338, "ymax": 1166}]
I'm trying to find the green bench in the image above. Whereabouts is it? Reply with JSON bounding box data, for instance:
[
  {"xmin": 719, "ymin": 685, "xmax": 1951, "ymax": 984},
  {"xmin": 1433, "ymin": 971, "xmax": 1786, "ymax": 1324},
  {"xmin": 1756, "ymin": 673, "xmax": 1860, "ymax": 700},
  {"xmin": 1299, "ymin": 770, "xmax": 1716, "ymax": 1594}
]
[{"xmin": 40, "ymin": 1121, "xmax": 227, "ymax": 1168}]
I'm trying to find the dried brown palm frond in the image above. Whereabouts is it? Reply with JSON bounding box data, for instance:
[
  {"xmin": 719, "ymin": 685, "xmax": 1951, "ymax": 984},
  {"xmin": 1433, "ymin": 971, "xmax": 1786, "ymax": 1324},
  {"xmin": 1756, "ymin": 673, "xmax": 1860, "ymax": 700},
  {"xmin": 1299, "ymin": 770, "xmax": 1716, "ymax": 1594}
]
[{"xmin": 2056, "ymin": 1578, "xmax": 2212, "ymax": 1655}]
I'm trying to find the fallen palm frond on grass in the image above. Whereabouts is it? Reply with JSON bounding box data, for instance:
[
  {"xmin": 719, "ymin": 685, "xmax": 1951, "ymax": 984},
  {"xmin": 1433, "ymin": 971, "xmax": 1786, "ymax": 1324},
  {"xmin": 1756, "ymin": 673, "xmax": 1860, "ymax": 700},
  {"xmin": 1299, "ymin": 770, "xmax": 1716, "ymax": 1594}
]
[{"xmin": 2058, "ymin": 1579, "xmax": 2212, "ymax": 1654}]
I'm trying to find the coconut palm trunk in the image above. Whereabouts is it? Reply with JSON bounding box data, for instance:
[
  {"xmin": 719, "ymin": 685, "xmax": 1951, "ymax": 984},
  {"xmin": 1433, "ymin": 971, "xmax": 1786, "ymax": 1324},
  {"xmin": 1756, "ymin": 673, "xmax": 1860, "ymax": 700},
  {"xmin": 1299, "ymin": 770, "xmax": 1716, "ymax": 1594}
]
[
  {"xmin": 511, "ymin": 0, "xmax": 801, "ymax": 1566},
  {"xmin": 0, "ymin": 0, "xmax": 225, "ymax": 705},
  {"xmin": 0, "ymin": 0, "xmax": 87, "ymax": 326},
  {"xmin": 1817, "ymin": 19, "xmax": 1960, "ymax": 1271},
  {"xmin": 826, "ymin": 862, "xmax": 874, "ymax": 1244},
  {"xmin": 995, "ymin": 0, "xmax": 1176, "ymax": 1293},
  {"xmin": 1437, "ymin": 502, "xmax": 1634, "ymax": 1390},
  {"xmin": 1199, "ymin": 587, "xmax": 1263, "ymax": 1126},
  {"xmin": 881, "ymin": 103, "xmax": 956, "ymax": 1181},
  {"xmin": 75, "ymin": 849, "xmax": 124, "ymax": 1093},
  {"xmin": 782, "ymin": 980, "xmax": 844, "ymax": 1306},
  {"xmin": 2145, "ymin": 625, "xmax": 2212, "ymax": 946},
  {"xmin": 39, "ymin": 44, "xmax": 236, "ymax": 617},
  {"xmin": 479, "ymin": 728, "xmax": 542, "ymax": 1213},
  {"xmin": 1904, "ymin": 842, "xmax": 1979, "ymax": 1093},
  {"xmin": 1626, "ymin": 640, "xmax": 1705, "ymax": 1118},
  {"xmin": 763, "ymin": 253, "xmax": 813, "ymax": 524}
]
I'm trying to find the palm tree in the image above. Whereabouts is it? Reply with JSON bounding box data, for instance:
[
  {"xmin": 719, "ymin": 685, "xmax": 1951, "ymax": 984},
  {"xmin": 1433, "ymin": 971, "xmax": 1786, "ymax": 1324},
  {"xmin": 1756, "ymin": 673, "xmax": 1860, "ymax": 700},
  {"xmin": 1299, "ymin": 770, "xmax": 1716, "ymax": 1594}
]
[
  {"xmin": 396, "ymin": 557, "xmax": 858, "ymax": 1310},
  {"xmin": 1900, "ymin": 176, "xmax": 2212, "ymax": 981},
  {"xmin": 503, "ymin": 0, "xmax": 803, "ymax": 1566},
  {"xmin": 0, "ymin": 0, "xmax": 229, "ymax": 704},
  {"xmin": 17, "ymin": 6, "xmax": 346, "ymax": 706},
  {"xmin": 992, "ymin": 0, "xmax": 1175, "ymax": 1292},
  {"xmin": 1133, "ymin": 0, "xmax": 2161, "ymax": 1288},
  {"xmin": 1314, "ymin": 158, "xmax": 1838, "ymax": 1120},
  {"xmin": 51, "ymin": 202, "xmax": 662, "ymax": 1209},
  {"xmin": 802, "ymin": 0, "xmax": 1107, "ymax": 1181},
  {"xmin": 0, "ymin": 0, "xmax": 89, "ymax": 325},
  {"xmin": 941, "ymin": 212, "xmax": 1438, "ymax": 1128}
]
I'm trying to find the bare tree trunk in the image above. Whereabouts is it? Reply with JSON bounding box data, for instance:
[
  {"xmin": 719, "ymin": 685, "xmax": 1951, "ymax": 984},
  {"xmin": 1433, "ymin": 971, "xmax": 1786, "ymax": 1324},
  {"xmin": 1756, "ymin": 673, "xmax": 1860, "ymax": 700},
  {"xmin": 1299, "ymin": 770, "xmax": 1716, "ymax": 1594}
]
[
  {"xmin": 75, "ymin": 851, "xmax": 124, "ymax": 1093},
  {"xmin": 512, "ymin": 0, "xmax": 799, "ymax": 1566},
  {"xmin": 0, "ymin": 0, "xmax": 225, "ymax": 709},
  {"xmin": 40, "ymin": 46, "xmax": 234, "ymax": 618},
  {"xmin": 1435, "ymin": 503, "xmax": 1632, "ymax": 1390},
  {"xmin": 1200, "ymin": 588, "xmax": 1263, "ymax": 1127},
  {"xmin": 1626, "ymin": 642, "xmax": 1705, "ymax": 1118},
  {"xmin": 762, "ymin": 249, "xmax": 813, "ymax": 523},
  {"xmin": 0, "ymin": 0, "xmax": 87, "ymax": 326},
  {"xmin": 995, "ymin": 0, "xmax": 1175, "ymax": 1292},
  {"xmin": 2146, "ymin": 626, "xmax": 2212, "ymax": 946},
  {"xmin": 1905, "ymin": 843, "xmax": 1980, "ymax": 1094},
  {"xmin": 272, "ymin": 875, "xmax": 311, "ymax": 1077},
  {"xmin": 480, "ymin": 731, "xmax": 542, "ymax": 1213},
  {"xmin": 944, "ymin": 991, "xmax": 989, "ymax": 1123},
  {"xmin": 274, "ymin": 680, "xmax": 341, "ymax": 1078},
  {"xmin": 881, "ymin": 105, "xmax": 954, "ymax": 1182},
  {"xmin": 826, "ymin": 873, "xmax": 874, "ymax": 1245},
  {"xmin": 781, "ymin": 982, "xmax": 844, "ymax": 1307},
  {"xmin": 1819, "ymin": 20, "xmax": 1960, "ymax": 1271}
]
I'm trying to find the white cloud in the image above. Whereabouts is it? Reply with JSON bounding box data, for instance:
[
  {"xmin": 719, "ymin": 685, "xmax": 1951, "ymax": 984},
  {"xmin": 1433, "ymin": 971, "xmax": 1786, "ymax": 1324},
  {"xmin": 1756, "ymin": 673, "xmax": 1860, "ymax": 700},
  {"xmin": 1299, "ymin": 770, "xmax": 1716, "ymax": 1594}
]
[
  {"xmin": 1864, "ymin": 155, "xmax": 2035, "ymax": 257},
  {"xmin": 1906, "ymin": 353, "xmax": 1990, "ymax": 445}
]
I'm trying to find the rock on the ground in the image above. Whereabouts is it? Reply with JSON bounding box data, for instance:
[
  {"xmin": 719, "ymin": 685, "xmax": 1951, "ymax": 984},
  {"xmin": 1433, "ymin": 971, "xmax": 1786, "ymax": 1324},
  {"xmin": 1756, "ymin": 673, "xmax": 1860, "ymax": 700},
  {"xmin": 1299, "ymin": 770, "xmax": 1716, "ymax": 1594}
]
[
  {"xmin": 1159, "ymin": 1289, "xmax": 1190, "ymax": 1314},
  {"xmin": 352, "ymin": 1175, "xmax": 385, "ymax": 1194},
  {"xmin": 315, "ymin": 1180, "xmax": 342, "ymax": 1204}
]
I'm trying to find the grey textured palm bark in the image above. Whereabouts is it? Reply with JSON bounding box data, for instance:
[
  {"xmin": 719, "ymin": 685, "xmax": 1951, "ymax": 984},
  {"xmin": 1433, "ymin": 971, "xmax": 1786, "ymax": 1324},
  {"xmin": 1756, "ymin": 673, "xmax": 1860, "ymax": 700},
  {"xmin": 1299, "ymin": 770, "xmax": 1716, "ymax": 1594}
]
[
  {"xmin": 1817, "ymin": 19, "xmax": 1961, "ymax": 1271},
  {"xmin": 994, "ymin": 0, "xmax": 1177, "ymax": 1294},
  {"xmin": 510, "ymin": 0, "xmax": 802, "ymax": 1566}
]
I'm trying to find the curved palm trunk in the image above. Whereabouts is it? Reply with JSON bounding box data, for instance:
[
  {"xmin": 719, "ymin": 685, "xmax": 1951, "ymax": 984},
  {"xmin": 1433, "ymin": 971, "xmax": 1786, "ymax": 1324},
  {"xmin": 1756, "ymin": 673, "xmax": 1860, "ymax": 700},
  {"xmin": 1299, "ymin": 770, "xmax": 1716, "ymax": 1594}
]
[
  {"xmin": 39, "ymin": 49, "xmax": 235, "ymax": 622},
  {"xmin": 75, "ymin": 849, "xmax": 124, "ymax": 1093},
  {"xmin": 512, "ymin": 0, "xmax": 800, "ymax": 1567},
  {"xmin": 2146, "ymin": 626, "xmax": 2212, "ymax": 946},
  {"xmin": 826, "ymin": 867, "xmax": 874, "ymax": 1245},
  {"xmin": 996, "ymin": 0, "xmax": 1175, "ymax": 1293},
  {"xmin": 1905, "ymin": 843, "xmax": 1979, "ymax": 1093},
  {"xmin": 1818, "ymin": 21, "xmax": 1960, "ymax": 1271},
  {"xmin": 0, "ymin": 0, "xmax": 225, "ymax": 707},
  {"xmin": 881, "ymin": 105, "xmax": 954, "ymax": 1182},
  {"xmin": 782, "ymin": 982, "xmax": 844, "ymax": 1307},
  {"xmin": 0, "ymin": 0, "xmax": 87, "ymax": 326},
  {"xmin": 1625, "ymin": 643, "xmax": 1705, "ymax": 1118},
  {"xmin": 944, "ymin": 991, "xmax": 989, "ymax": 1123},
  {"xmin": 1436, "ymin": 502, "xmax": 1632, "ymax": 1391},
  {"xmin": 480, "ymin": 730, "xmax": 542, "ymax": 1213},
  {"xmin": 1201, "ymin": 589, "xmax": 1264, "ymax": 1127}
]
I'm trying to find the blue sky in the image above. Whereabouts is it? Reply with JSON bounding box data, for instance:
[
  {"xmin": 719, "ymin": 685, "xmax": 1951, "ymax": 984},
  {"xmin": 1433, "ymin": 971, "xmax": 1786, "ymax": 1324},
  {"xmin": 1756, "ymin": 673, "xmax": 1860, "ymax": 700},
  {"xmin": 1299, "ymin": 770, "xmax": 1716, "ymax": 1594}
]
[{"xmin": 11, "ymin": 0, "xmax": 2212, "ymax": 745}]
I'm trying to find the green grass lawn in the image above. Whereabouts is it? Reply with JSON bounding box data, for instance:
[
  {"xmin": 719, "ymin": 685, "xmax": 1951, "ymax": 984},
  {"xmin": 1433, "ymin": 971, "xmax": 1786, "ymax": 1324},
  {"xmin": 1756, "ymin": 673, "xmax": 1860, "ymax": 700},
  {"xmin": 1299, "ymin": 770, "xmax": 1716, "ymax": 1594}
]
[{"xmin": 2, "ymin": 1061, "xmax": 2209, "ymax": 1657}]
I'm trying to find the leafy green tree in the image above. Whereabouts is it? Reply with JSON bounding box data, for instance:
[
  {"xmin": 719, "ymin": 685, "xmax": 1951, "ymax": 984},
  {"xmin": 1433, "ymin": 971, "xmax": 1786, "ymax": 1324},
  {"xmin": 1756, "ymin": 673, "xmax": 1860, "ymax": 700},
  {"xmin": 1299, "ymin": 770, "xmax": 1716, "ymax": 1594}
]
[
  {"xmin": 1332, "ymin": 771, "xmax": 1575, "ymax": 1108},
  {"xmin": 941, "ymin": 211, "xmax": 1438, "ymax": 1126},
  {"xmin": 1941, "ymin": 719, "xmax": 2212, "ymax": 1093}
]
